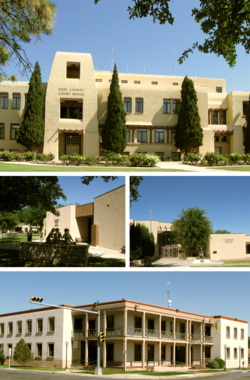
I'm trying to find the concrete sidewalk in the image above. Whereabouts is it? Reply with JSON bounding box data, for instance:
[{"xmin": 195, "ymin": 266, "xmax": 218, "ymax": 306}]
[{"xmin": 156, "ymin": 161, "xmax": 236, "ymax": 172}]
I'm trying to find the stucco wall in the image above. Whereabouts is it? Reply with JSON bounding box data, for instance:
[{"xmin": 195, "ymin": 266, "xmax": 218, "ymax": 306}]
[
  {"xmin": 44, "ymin": 205, "xmax": 80, "ymax": 241},
  {"xmin": 209, "ymin": 233, "xmax": 250, "ymax": 261}
]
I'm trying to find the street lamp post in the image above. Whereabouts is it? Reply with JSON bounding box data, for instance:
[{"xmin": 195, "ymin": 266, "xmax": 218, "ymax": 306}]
[
  {"xmin": 29, "ymin": 297, "xmax": 102, "ymax": 375},
  {"xmin": 238, "ymin": 345, "xmax": 241, "ymax": 369},
  {"xmin": 65, "ymin": 341, "xmax": 69, "ymax": 371},
  {"xmin": 224, "ymin": 344, "xmax": 227, "ymax": 370}
]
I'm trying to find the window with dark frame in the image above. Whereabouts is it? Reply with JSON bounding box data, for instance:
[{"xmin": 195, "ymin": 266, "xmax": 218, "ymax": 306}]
[
  {"xmin": 124, "ymin": 98, "xmax": 131, "ymax": 113},
  {"xmin": 214, "ymin": 135, "xmax": 219, "ymax": 142},
  {"xmin": 27, "ymin": 344, "xmax": 31, "ymax": 351},
  {"xmin": 48, "ymin": 343, "xmax": 54, "ymax": 357},
  {"xmin": 107, "ymin": 316, "xmax": 114, "ymax": 329},
  {"xmin": 135, "ymin": 317, "xmax": 142, "ymax": 329},
  {"xmin": 10, "ymin": 124, "xmax": 20, "ymax": 140},
  {"xmin": 221, "ymin": 135, "xmax": 227, "ymax": 142},
  {"xmin": 163, "ymin": 99, "xmax": 171, "ymax": 114},
  {"xmin": 241, "ymin": 329, "xmax": 244, "ymax": 339},
  {"xmin": 216, "ymin": 87, "xmax": 222, "ymax": 93},
  {"xmin": 37, "ymin": 343, "xmax": 42, "ymax": 357},
  {"xmin": 148, "ymin": 319, "xmax": 154, "ymax": 330},
  {"xmin": 234, "ymin": 348, "xmax": 237, "ymax": 359},
  {"xmin": 226, "ymin": 326, "xmax": 230, "ymax": 338},
  {"xmin": 60, "ymin": 99, "xmax": 83, "ymax": 119},
  {"xmin": 17, "ymin": 321, "xmax": 22, "ymax": 334},
  {"xmin": 66, "ymin": 62, "xmax": 80, "ymax": 79},
  {"xmin": 135, "ymin": 344, "xmax": 142, "ymax": 361},
  {"xmin": 136, "ymin": 98, "xmax": 143, "ymax": 113},
  {"xmin": 137, "ymin": 129, "xmax": 147, "ymax": 143},
  {"xmin": 171, "ymin": 130, "xmax": 176, "ymax": 144},
  {"xmin": 89, "ymin": 320, "xmax": 95, "ymax": 330},
  {"xmin": 212, "ymin": 111, "xmax": 218, "ymax": 124},
  {"xmin": 37, "ymin": 319, "xmax": 43, "ymax": 333},
  {"xmin": 0, "ymin": 93, "xmax": 8, "ymax": 109},
  {"xmin": 173, "ymin": 100, "xmax": 180, "ymax": 114},
  {"xmin": 148, "ymin": 345, "xmax": 154, "ymax": 361},
  {"xmin": 161, "ymin": 345, "xmax": 166, "ymax": 360},
  {"xmin": 180, "ymin": 324, "xmax": 185, "ymax": 333},
  {"xmin": 0, "ymin": 324, "xmax": 4, "ymax": 335},
  {"xmin": 8, "ymin": 322, "xmax": 13, "ymax": 335},
  {"xmin": 48, "ymin": 318, "xmax": 55, "ymax": 332},
  {"xmin": 127, "ymin": 129, "xmax": 130, "ymax": 142},
  {"xmin": 205, "ymin": 347, "xmax": 211, "ymax": 359},
  {"xmin": 0, "ymin": 124, "xmax": 5, "ymax": 140},
  {"xmin": 161, "ymin": 321, "xmax": 166, "ymax": 332},
  {"xmin": 154, "ymin": 129, "xmax": 164, "ymax": 143},
  {"xmin": 27, "ymin": 320, "xmax": 32, "ymax": 333},
  {"xmin": 74, "ymin": 318, "xmax": 82, "ymax": 331},
  {"xmin": 220, "ymin": 110, "xmax": 226, "ymax": 124},
  {"xmin": 12, "ymin": 93, "xmax": 21, "ymax": 109},
  {"xmin": 234, "ymin": 328, "xmax": 237, "ymax": 339}
]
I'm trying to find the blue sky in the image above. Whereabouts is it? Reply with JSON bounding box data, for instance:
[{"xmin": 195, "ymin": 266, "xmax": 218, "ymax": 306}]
[
  {"xmin": 0, "ymin": 272, "xmax": 249, "ymax": 324},
  {"xmin": 4, "ymin": 0, "xmax": 250, "ymax": 93},
  {"xmin": 56, "ymin": 176, "xmax": 125, "ymax": 205},
  {"xmin": 130, "ymin": 176, "xmax": 250, "ymax": 235}
]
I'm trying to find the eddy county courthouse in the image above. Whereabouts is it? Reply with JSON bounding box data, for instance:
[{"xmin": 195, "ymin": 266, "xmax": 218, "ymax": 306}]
[
  {"xmin": 0, "ymin": 51, "xmax": 250, "ymax": 159},
  {"xmin": 0, "ymin": 300, "xmax": 248, "ymax": 370}
]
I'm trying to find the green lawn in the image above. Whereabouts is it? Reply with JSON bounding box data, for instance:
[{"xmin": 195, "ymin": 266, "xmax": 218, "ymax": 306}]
[
  {"xmin": 1, "ymin": 365, "xmax": 64, "ymax": 371},
  {"xmin": 0, "ymin": 234, "xmax": 40, "ymax": 243},
  {"xmin": 76, "ymin": 369, "xmax": 226, "ymax": 376},
  {"xmin": 0, "ymin": 163, "xmax": 186, "ymax": 172},
  {"xmin": 209, "ymin": 166, "xmax": 250, "ymax": 171}
]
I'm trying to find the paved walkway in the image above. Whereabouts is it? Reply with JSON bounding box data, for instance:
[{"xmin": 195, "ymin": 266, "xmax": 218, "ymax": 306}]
[
  {"xmin": 151, "ymin": 257, "xmax": 224, "ymax": 267},
  {"xmin": 84, "ymin": 244, "xmax": 125, "ymax": 260}
]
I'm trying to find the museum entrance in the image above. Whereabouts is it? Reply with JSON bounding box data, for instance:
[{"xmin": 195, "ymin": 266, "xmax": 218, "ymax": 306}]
[{"xmin": 158, "ymin": 232, "xmax": 178, "ymax": 258}]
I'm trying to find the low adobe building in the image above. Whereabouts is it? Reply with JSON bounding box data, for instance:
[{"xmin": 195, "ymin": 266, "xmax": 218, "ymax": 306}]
[
  {"xmin": 0, "ymin": 299, "xmax": 247, "ymax": 370},
  {"xmin": 0, "ymin": 51, "xmax": 249, "ymax": 159},
  {"xmin": 45, "ymin": 185, "xmax": 125, "ymax": 251}
]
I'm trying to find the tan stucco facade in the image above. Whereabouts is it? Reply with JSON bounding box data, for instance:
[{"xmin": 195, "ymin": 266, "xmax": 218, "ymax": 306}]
[
  {"xmin": 0, "ymin": 52, "xmax": 249, "ymax": 158},
  {"xmin": 45, "ymin": 186, "xmax": 125, "ymax": 251}
]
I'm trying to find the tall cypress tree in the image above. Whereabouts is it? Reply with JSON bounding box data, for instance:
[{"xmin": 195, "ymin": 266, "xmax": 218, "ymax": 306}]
[
  {"xmin": 17, "ymin": 61, "xmax": 44, "ymax": 152},
  {"xmin": 102, "ymin": 64, "xmax": 127, "ymax": 153},
  {"xmin": 244, "ymin": 101, "xmax": 250, "ymax": 153},
  {"xmin": 175, "ymin": 76, "xmax": 203, "ymax": 156}
]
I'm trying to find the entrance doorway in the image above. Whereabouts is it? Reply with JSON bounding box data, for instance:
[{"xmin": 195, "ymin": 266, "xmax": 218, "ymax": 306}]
[
  {"xmin": 107, "ymin": 343, "xmax": 114, "ymax": 362},
  {"xmin": 158, "ymin": 232, "xmax": 178, "ymax": 258},
  {"xmin": 88, "ymin": 341, "xmax": 97, "ymax": 364},
  {"xmin": 176, "ymin": 346, "xmax": 185, "ymax": 364},
  {"xmin": 65, "ymin": 134, "xmax": 81, "ymax": 155}
]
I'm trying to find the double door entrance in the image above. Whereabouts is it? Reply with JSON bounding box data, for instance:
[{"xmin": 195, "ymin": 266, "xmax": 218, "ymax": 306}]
[{"xmin": 158, "ymin": 232, "xmax": 178, "ymax": 258}]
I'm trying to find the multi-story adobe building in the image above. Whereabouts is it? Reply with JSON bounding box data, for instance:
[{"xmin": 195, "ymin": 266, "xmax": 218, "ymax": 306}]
[
  {"xmin": 0, "ymin": 300, "xmax": 248, "ymax": 370},
  {"xmin": 130, "ymin": 220, "xmax": 250, "ymax": 262},
  {"xmin": 45, "ymin": 185, "xmax": 125, "ymax": 251},
  {"xmin": 0, "ymin": 52, "xmax": 249, "ymax": 160}
]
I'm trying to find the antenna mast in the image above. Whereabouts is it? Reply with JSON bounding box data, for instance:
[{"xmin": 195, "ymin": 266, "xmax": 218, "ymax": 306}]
[{"xmin": 165, "ymin": 281, "xmax": 172, "ymax": 308}]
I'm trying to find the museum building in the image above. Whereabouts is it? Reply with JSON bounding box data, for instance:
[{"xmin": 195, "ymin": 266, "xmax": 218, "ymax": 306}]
[
  {"xmin": 45, "ymin": 185, "xmax": 125, "ymax": 252},
  {"xmin": 0, "ymin": 52, "xmax": 249, "ymax": 159},
  {"xmin": 0, "ymin": 300, "xmax": 247, "ymax": 370}
]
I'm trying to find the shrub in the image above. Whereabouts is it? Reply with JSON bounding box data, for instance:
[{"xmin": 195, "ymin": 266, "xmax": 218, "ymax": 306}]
[
  {"xmin": 160, "ymin": 155, "xmax": 172, "ymax": 162},
  {"xmin": 207, "ymin": 359, "xmax": 219, "ymax": 369},
  {"xmin": 23, "ymin": 151, "xmax": 36, "ymax": 161},
  {"xmin": 0, "ymin": 151, "xmax": 15, "ymax": 161},
  {"xmin": 227, "ymin": 153, "xmax": 242, "ymax": 164},
  {"xmin": 85, "ymin": 155, "xmax": 101, "ymax": 166},
  {"xmin": 60, "ymin": 155, "xmax": 70, "ymax": 164},
  {"xmin": 241, "ymin": 154, "xmax": 250, "ymax": 164},
  {"xmin": 214, "ymin": 357, "xmax": 225, "ymax": 369},
  {"xmin": 129, "ymin": 153, "xmax": 160, "ymax": 167},
  {"xmin": 0, "ymin": 351, "xmax": 5, "ymax": 365},
  {"xmin": 204, "ymin": 152, "xmax": 225, "ymax": 166},
  {"xmin": 37, "ymin": 153, "xmax": 54, "ymax": 162},
  {"xmin": 105, "ymin": 152, "xmax": 129, "ymax": 166},
  {"xmin": 183, "ymin": 153, "xmax": 202, "ymax": 164}
]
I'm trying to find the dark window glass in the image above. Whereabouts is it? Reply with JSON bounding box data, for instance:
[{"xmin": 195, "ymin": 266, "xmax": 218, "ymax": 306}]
[
  {"xmin": 10, "ymin": 125, "xmax": 19, "ymax": 140},
  {"xmin": 221, "ymin": 135, "xmax": 227, "ymax": 142},
  {"xmin": 12, "ymin": 94, "xmax": 20, "ymax": 109},
  {"xmin": 0, "ymin": 125, "xmax": 5, "ymax": 140},
  {"xmin": 221, "ymin": 111, "xmax": 226, "ymax": 124},
  {"xmin": 48, "ymin": 343, "xmax": 54, "ymax": 357},
  {"xmin": 107, "ymin": 317, "xmax": 114, "ymax": 329},
  {"xmin": 135, "ymin": 344, "xmax": 141, "ymax": 361},
  {"xmin": 124, "ymin": 98, "xmax": 131, "ymax": 112},
  {"xmin": 66, "ymin": 62, "xmax": 80, "ymax": 79},
  {"xmin": 0, "ymin": 93, "xmax": 8, "ymax": 108},
  {"xmin": 17, "ymin": 322, "xmax": 22, "ymax": 334},
  {"xmin": 0, "ymin": 324, "xmax": 4, "ymax": 335},
  {"xmin": 212, "ymin": 111, "xmax": 218, "ymax": 124},
  {"xmin": 180, "ymin": 324, "xmax": 185, "ymax": 333},
  {"xmin": 163, "ymin": 100, "xmax": 171, "ymax": 114},
  {"xmin": 205, "ymin": 347, "xmax": 211, "ymax": 359},
  {"xmin": 8, "ymin": 323, "xmax": 13, "ymax": 334},
  {"xmin": 173, "ymin": 100, "xmax": 180, "ymax": 114},
  {"xmin": 127, "ymin": 129, "xmax": 130, "ymax": 142},
  {"xmin": 37, "ymin": 319, "xmax": 43, "ymax": 333},
  {"xmin": 171, "ymin": 131, "xmax": 175, "ymax": 144},
  {"xmin": 216, "ymin": 87, "xmax": 222, "ymax": 93},
  {"xmin": 49, "ymin": 318, "xmax": 55, "ymax": 332},
  {"xmin": 135, "ymin": 318, "xmax": 142, "ymax": 329},
  {"xmin": 148, "ymin": 345, "xmax": 154, "ymax": 361},
  {"xmin": 214, "ymin": 136, "xmax": 219, "ymax": 142},
  {"xmin": 37, "ymin": 343, "xmax": 42, "ymax": 357},
  {"xmin": 148, "ymin": 319, "xmax": 154, "ymax": 330},
  {"xmin": 89, "ymin": 320, "xmax": 95, "ymax": 330},
  {"xmin": 137, "ymin": 129, "xmax": 147, "ymax": 143},
  {"xmin": 74, "ymin": 319, "xmax": 82, "ymax": 331},
  {"xmin": 161, "ymin": 345, "xmax": 166, "ymax": 360},
  {"xmin": 161, "ymin": 321, "xmax": 166, "ymax": 332},
  {"xmin": 60, "ymin": 100, "xmax": 82, "ymax": 120},
  {"xmin": 155, "ymin": 129, "xmax": 164, "ymax": 143},
  {"xmin": 107, "ymin": 344, "xmax": 114, "ymax": 361},
  {"xmin": 136, "ymin": 99, "xmax": 143, "ymax": 113},
  {"xmin": 243, "ymin": 102, "xmax": 248, "ymax": 116},
  {"xmin": 27, "ymin": 320, "xmax": 32, "ymax": 333}
]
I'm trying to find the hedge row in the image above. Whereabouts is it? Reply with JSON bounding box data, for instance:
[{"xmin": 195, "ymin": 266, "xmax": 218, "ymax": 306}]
[
  {"xmin": 183, "ymin": 152, "xmax": 250, "ymax": 166},
  {"xmin": 0, "ymin": 151, "xmax": 55, "ymax": 162}
]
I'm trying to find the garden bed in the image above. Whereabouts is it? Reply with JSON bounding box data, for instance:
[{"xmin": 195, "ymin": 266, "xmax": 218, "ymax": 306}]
[{"xmin": 183, "ymin": 152, "xmax": 250, "ymax": 166}]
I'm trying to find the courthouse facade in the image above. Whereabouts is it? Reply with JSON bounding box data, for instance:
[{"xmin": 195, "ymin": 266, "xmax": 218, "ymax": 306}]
[{"xmin": 0, "ymin": 52, "xmax": 249, "ymax": 159}]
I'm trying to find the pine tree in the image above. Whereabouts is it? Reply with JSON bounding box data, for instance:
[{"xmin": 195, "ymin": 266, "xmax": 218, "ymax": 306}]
[
  {"xmin": 244, "ymin": 101, "xmax": 250, "ymax": 153},
  {"xmin": 13, "ymin": 339, "xmax": 33, "ymax": 366},
  {"xmin": 102, "ymin": 64, "xmax": 127, "ymax": 153},
  {"xmin": 16, "ymin": 61, "xmax": 44, "ymax": 152},
  {"xmin": 175, "ymin": 76, "xmax": 203, "ymax": 156}
]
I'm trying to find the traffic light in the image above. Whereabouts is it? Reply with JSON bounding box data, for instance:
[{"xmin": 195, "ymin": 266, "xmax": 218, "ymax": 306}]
[
  {"xmin": 99, "ymin": 331, "xmax": 104, "ymax": 344},
  {"xmin": 30, "ymin": 296, "xmax": 43, "ymax": 303}
]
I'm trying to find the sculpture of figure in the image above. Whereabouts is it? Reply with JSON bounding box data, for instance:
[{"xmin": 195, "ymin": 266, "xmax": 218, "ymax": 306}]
[
  {"xmin": 27, "ymin": 229, "xmax": 32, "ymax": 242},
  {"xmin": 46, "ymin": 228, "xmax": 56, "ymax": 243},
  {"xmin": 62, "ymin": 228, "xmax": 75, "ymax": 245},
  {"xmin": 53, "ymin": 228, "xmax": 62, "ymax": 244}
]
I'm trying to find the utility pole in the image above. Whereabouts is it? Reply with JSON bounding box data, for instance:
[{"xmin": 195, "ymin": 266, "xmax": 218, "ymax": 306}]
[{"xmin": 29, "ymin": 297, "xmax": 103, "ymax": 375}]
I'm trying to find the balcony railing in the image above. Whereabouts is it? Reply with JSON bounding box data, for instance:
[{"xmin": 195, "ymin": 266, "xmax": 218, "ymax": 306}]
[
  {"xmin": 127, "ymin": 327, "xmax": 143, "ymax": 337},
  {"xmin": 106, "ymin": 327, "xmax": 124, "ymax": 337},
  {"xmin": 204, "ymin": 336, "xmax": 213, "ymax": 343},
  {"xmin": 190, "ymin": 334, "xmax": 201, "ymax": 342},
  {"xmin": 88, "ymin": 329, "xmax": 98, "ymax": 337},
  {"xmin": 161, "ymin": 331, "xmax": 174, "ymax": 340},
  {"xmin": 72, "ymin": 330, "xmax": 85, "ymax": 338},
  {"xmin": 145, "ymin": 329, "xmax": 159, "ymax": 338},
  {"xmin": 175, "ymin": 332, "xmax": 187, "ymax": 341}
]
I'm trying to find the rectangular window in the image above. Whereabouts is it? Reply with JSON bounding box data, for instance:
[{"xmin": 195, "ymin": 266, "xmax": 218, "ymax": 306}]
[
  {"xmin": 66, "ymin": 62, "xmax": 80, "ymax": 79},
  {"xmin": 27, "ymin": 320, "xmax": 32, "ymax": 333},
  {"xmin": 48, "ymin": 343, "xmax": 54, "ymax": 357},
  {"xmin": 226, "ymin": 326, "xmax": 230, "ymax": 338},
  {"xmin": 152, "ymin": 81, "xmax": 158, "ymax": 85},
  {"xmin": 161, "ymin": 345, "xmax": 166, "ymax": 360},
  {"xmin": 0, "ymin": 324, "xmax": 4, "ymax": 335},
  {"xmin": 154, "ymin": 129, "xmax": 164, "ymax": 143},
  {"xmin": 205, "ymin": 347, "xmax": 211, "ymax": 359},
  {"xmin": 221, "ymin": 135, "xmax": 227, "ymax": 142},
  {"xmin": 234, "ymin": 327, "xmax": 237, "ymax": 339},
  {"xmin": 161, "ymin": 321, "xmax": 166, "ymax": 332},
  {"xmin": 74, "ymin": 318, "xmax": 82, "ymax": 331},
  {"xmin": 137, "ymin": 129, "xmax": 147, "ymax": 143},
  {"xmin": 0, "ymin": 124, "xmax": 5, "ymax": 140},
  {"xmin": 134, "ymin": 81, "xmax": 140, "ymax": 84},
  {"xmin": 212, "ymin": 111, "xmax": 218, "ymax": 124},
  {"xmin": 216, "ymin": 87, "xmax": 222, "ymax": 93},
  {"xmin": 135, "ymin": 344, "xmax": 141, "ymax": 361},
  {"xmin": 148, "ymin": 345, "xmax": 154, "ymax": 361},
  {"xmin": 173, "ymin": 100, "xmax": 180, "ymax": 114},
  {"xmin": 124, "ymin": 98, "xmax": 131, "ymax": 113},
  {"xmin": 8, "ymin": 322, "xmax": 13, "ymax": 335},
  {"xmin": 172, "ymin": 82, "xmax": 178, "ymax": 86},
  {"xmin": 48, "ymin": 318, "xmax": 55, "ymax": 332},
  {"xmin": 60, "ymin": 99, "xmax": 83, "ymax": 120},
  {"xmin": 37, "ymin": 319, "xmax": 43, "ymax": 333},
  {"xmin": 12, "ymin": 93, "xmax": 21, "ymax": 109},
  {"xmin": 226, "ymin": 347, "xmax": 230, "ymax": 359},
  {"xmin": 89, "ymin": 320, "xmax": 95, "ymax": 330},
  {"xmin": 10, "ymin": 124, "xmax": 20, "ymax": 140},
  {"xmin": 243, "ymin": 101, "xmax": 249, "ymax": 116},
  {"xmin": 17, "ymin": 321, "xmax": 22, "ymax": 334},
  {"xmin": 180, "ymin": 324, "xmax": 185, "ymax": 333},
  {"xmin": 95, "ymin": 79, "xmax": 102, "ymax": 82},
  {"xmin": 135, "ymin": 317, "xmax": 142, "ymax": 329},
  {"xmin": 127, "ymin": 129, "xmax": 130, "ymax": 142},
  {"xmin": 241, "ymin": 329, "xmax": 244, "ymax": 340},
  {"xmin": 148, "ymin": 319, "xmax": 154, "ymax": 330},
  {"xmin": 136, "ymin": 98, "xmax": 143, "ymax": 113},
  {"xmin": 234, "ymin": 348, "xmax": 237, "ymax": 359},
  {"xmin": 214, "ymin": 136, "xmax": 219, "ymax": 142},
  {"xmin": 0, "ymin": 93, "xmax": 8, "ymax": 109},
  {"xmin": 37, "ymin": 343, "xmax": 42, "ymax": 357},
  {"xmin": 121, "ymin": 80, "xmax": 127, "ymax": 84},
  {"xmin": 107, "ymin": 316, "xmax": 114, "ymax": 329},
  {"xmin": 220, "ymin": 110, "xmax": 226, "ymax": 124},
  {"xmin": 171, "ymin": 130, "xmax": 176, "ymax": 144},
  {"xmin": 163, "ymin": 99, "xmax": 171, "ymax": 114}
]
